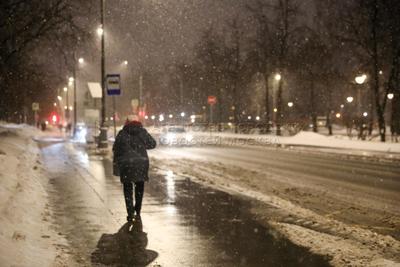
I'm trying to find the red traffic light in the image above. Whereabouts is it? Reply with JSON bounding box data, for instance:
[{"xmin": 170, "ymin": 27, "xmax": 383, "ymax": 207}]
[{"xmin": 50, "ymin": 113, "xmax": 59, "ymax": 124}]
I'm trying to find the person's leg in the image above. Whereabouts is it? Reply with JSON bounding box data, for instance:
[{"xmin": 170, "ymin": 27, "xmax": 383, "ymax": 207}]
[
  {"xmin": 134, "ymin": 181, "xmax": 145, "ymax": 216},
  {"xmin": 123, "ymin": 182, "xmax": 135, "ymax": 220}
]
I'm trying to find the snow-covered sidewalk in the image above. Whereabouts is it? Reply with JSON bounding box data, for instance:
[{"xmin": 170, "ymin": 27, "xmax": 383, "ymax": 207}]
[{"xmin": 0, "ymin": 123, "xmax": 70, "ymax": 266}]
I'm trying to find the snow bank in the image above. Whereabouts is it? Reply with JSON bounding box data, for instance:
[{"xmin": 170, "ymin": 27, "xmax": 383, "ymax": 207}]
[
  {"xmin": 279, "ymin": 131, "xmax": 400, "ymax": 153},
  {"xmin": 154, "ymin": 128, "xmax": 400, "ymax": 154},
  {"xmin": 0, "ymin": 123, "xmax": 69, "ymax": 266}
]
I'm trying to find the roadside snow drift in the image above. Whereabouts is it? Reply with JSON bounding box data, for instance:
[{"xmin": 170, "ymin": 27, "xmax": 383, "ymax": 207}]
[{"xmin": 0, "ymin": 123, "xmax": 68, "ymax": 266}]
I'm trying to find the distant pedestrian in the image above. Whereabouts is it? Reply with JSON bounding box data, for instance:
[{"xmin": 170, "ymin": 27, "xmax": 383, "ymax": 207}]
[
  {"xmin": 113, "ymin": 115, "xmax": 156, "ymax": 222},
  {"xmin": 40, "ymin": 120, "xmax": 47, "ymax": 131}
]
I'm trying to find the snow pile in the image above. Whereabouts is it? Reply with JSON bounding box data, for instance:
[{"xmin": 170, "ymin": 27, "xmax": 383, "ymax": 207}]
[
  {"xmin": 162, "ymin": 128, "xmax": 400, "ymax": 154},
  {"xmin": 279, "ymin": 131, "xmax": 400, "ymax": 153},
  {"xmin": 0, "ymin": 123, "xmax": 69, "ymax": 266}
]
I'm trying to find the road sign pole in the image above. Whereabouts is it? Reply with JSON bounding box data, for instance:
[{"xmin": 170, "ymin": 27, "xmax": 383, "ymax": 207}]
[{"xmin": 113, "ymin": 95, "xmax": 117, "ymax": 138}]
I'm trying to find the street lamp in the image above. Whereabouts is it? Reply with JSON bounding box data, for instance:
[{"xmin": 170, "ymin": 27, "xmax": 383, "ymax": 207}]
[
  {"xmin": 346, "ymin": 96, "xmax": 354, "ymax": 103},
  {"xmin": 63, "ymin": 87, "xmax": 68, "ymax": 92},
  {"xmin": 288, "ymin": 102, "xmax": 294, "ymax": 107},
  {"xmin": 78, "ymin": 58, "xmax": 84, "ymax": 64},
  {"xmin": 355, "ymin": 74, "xmax": 367, "ymax": 85},
  {"xmin": 69, "ymin": 77, "xmax": 74, "ymax": 82},
  {"xmin": 57, "ymin": 96, "xmax": 62, "ymax": 101},
  {"xmin": 123, "ymin": 60, "xmax": 128, "ymax": 65},
  {"xmin": 387, "ymin": 93, "xmax": 394, "ymax": 100},
  {"xmin": 169, "ymin": 114, "xmax": 173, "ymax": 119},
  {"xmin": 336, "ymin": 113, "xmax": 341, "ymax": 118},
  {"xmin": 180, "ymin": 112, "xmax": 185, "ymax": 117},
  {"xmin": 98, "ymin": 0, "xmax": 108, "ymax": 148},
  {"xmin": 97, "ymin": 26, "xmax": 104, "ymax": 36},
  {"xmin": 275, "ymin": 74, "xmax": 282, "ymax": 81},
  {"xmin": 363, "ymin": 112, "xmax": 368, "ymax": 117}
]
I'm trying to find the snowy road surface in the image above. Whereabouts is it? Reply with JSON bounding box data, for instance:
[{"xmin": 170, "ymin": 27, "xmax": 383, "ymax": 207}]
[
  {"xmin": 37, "ymin": 140, "xmax": 330, "ymax": 266},
  {"xmin": 149, "ymin": 145, "xmax": 400, "ymax": 266},
  {"xmin": 150, "ymin": 146, "xmax": 400, "ymax": 237}
]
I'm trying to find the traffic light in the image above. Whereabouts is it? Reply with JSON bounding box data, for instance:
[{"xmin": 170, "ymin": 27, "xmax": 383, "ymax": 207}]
[{"xmin": 50, "ymin": 113, "xmax": 59, "ymax": 124}]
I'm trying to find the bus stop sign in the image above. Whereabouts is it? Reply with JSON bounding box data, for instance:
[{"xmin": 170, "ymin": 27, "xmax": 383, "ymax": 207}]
[{"xmin": 106, "ymin": 74, "xmax": 121, "ymax": 95}]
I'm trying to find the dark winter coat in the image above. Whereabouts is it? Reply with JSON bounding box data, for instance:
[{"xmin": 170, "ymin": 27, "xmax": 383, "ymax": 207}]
[{"xmin": 113, "ymin": 121, "xmax": 156, "ymax": 183}]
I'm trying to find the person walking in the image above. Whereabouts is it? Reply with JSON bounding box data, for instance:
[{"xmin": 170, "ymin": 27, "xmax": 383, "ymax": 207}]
[{"xmin": 113, "ymin": 115, "xmax": 156, "ymax": 222}]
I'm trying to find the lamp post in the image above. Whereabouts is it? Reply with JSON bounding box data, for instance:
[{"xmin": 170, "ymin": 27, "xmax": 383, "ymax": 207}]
[
  {"xmin": 72, "ymin": 57, "xmax": 77, "ymax": 137},
  {"xmin": 354, "ymin": 73, "xmax": 366, "ymax": 118},
  {"xmin": 98, "ymin": 0, "xmax": 108, "ymax": 148},
  {"xmin": 275, "ymin": 73, "xmax": 283, "ymax": 136},
  {"xmin": 63, "ymin": 86, "xmax": 69, "ymax": 122}
]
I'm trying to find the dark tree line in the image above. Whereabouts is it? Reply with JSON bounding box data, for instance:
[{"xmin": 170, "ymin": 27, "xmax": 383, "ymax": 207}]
[
  {"xmin": 0, "ymin": 0, "xmax": 91, "ymax": 122},
  {"xmin": 172, "ymin": 0, "xmax": 400, "ymax": 141}
]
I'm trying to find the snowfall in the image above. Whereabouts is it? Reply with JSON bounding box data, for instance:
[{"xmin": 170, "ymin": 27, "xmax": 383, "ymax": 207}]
[{"xmin": 1, "ymin": 122, "xmax": 400, "ymax": 266}]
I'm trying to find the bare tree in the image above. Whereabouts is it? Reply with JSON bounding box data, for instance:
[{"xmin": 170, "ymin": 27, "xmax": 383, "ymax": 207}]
[
  {"xmin": 246, "ymin": 0, "xmax": 275, "ymax": 133},
  {"xmin": 338, "ymin": 0, "xmax": 400, "ymax": 141},
  {"xmin": 273, "ymin": 0, "xmax": 301, "ymax": 136},
  {"xmin": 0, "ymin": 0, "xmax": 90, "ymax": 121}
]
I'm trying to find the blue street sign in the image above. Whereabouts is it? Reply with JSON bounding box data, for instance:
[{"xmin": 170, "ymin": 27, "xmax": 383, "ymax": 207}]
[{"xmin": 106, "ymin": 74, "xmax": 121, "ymax": 95}]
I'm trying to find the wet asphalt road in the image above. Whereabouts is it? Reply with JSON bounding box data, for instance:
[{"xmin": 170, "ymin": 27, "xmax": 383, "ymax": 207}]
[
  {"xmin": 152, "ymin": 146, "xmax": 400, "ymax": 214},
  {"xmin": 38, "ymin": 140, "xmax": 330, "ymax": 266}
]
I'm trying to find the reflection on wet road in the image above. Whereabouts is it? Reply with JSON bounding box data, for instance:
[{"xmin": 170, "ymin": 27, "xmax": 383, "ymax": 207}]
[{"xmin": 39, "ymin": 141, "xmax": 330, "ymax": 266}]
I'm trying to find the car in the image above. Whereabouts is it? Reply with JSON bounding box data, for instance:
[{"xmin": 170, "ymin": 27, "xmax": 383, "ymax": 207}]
[{"xmin": 159, "ymin": 126, "xmax": 194, "ymax": 146}]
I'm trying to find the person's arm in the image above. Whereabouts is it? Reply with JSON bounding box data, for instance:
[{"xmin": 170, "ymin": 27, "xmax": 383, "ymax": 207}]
[{"xmin": 140, "ymin": 128, "xmax": 157, "ymax": 149}]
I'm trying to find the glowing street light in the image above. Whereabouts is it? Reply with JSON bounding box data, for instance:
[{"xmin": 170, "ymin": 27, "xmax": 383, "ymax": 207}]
[
  {"xmin": 53, "ymin": 102, "xmax": 57, "ymax": 107},
  {"xmin": 78, "ymin": 58, "xmax": 84, "ymax": 64},
  {"xmin": 144, "ymin": 115, "xmax": 149, "ymax": 120},
  {"xmin": 169, "ymin": 114, "xmax": 173, "ymax": 119},
  {"xmin": 288, "ymin": 102, "xmax": 294, "ymax": 107},
  {"xmin": 346, "ymin": 96, "xmax": 354, "ymax": 103},
  {"xmin": 247, "ymin": 115, "xmax": 252, "ymax": 120},
  {"xmin": 123, "ymin": 60, "xmax": 128, "ymax": 65},
  {"xmin": 273, "ymin": 108, "xmax": 278, "ymax": 113},
  {"xmin": 256, "ymin": 116, "xmax": 260, "ymax": 121},
  {"xmin": 387, "ymin": 93, "xmax": 394, "ymax": 100},
  {"xmin": 69, "ymin": 77, "xmax": 74, "ymax": 82},
  {"xmin": 275, "ymin": 74, "xmax": 282, "ymax": 81},
  {"xmin": 355, "ymin": 74, "xmax": 367, "ymax": 85},
  {"xmin": 180, "ymin": 112, "xmax": 185, "ymax": 117},
  {"xmin": 151, "ymin": 115, "xmax": 155, "ymax": 120},
  {"xmin": 97, "ymin": 26, "xmax": 104, "ymax": 36},
  {"xmin": 335, "ymin": 113, "xmax": 341, "ymax": 118},
  {"xmin": 63, "ymin": 87, "xmax": 68, "ymax": 92},
  {"xmin": 69, "ymin": 106, "xmax": 73, "ymax": 111},
  {"xmin": 363, "ymin": 112, "xmax": 368, "ymax": 117},
  {"xmin": 57, "ymin": 96, "xmax": 62, "ymax": 101}
]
